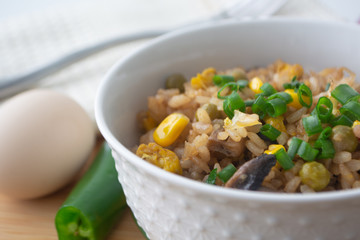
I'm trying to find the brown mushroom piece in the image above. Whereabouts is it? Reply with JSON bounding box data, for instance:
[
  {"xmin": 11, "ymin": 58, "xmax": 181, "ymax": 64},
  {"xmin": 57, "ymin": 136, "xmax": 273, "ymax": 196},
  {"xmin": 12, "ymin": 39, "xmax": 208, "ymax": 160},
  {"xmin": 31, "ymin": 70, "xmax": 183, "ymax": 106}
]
[
  {"xmin": 225, "ymin": 154, "xmax": 276, "ymax": 190},
  {"xmin": 208, "ymin": 128, "xmax": 245, "ymax": 158}
]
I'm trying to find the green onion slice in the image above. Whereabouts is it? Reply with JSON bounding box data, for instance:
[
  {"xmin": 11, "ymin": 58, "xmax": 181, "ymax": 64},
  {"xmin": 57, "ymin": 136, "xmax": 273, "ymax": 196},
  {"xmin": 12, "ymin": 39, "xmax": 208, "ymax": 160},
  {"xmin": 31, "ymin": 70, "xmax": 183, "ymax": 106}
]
[
  {"xmin": 213, "ymin": 75, "xmax": 235, "ymax": 86},
  {"xmin": 287, "ymin": 137, "xmax": 302, "ymax": 160},
  {"xmin": 266, "ymin": 98, "xmax": 287, "ymax": 117},
  {"xmin": 260, "ymin": 124, "xmax": 281, "ymax": 141},
  {"xmin": 318, "ymin": 126, "xmax": 332, "ymax": 140},
  {"xmin": 298, "ymin": 84, "xmax": 313, "ymax": 108},
  {"xmin": 283, "ymin": 76, "xmax": 302, "ymax": 90},
  {"xmin": 218, "ymin": 164, "xmax": 237, "ymax": 183},
  {"xmin": 314, "ymin": 139, "xmax": 335, "ymax": 159},
  {"xmin": 316, "ymin": 97, "xmax": 333, "ymax": 122},
  {"xmin": 275, "ymin": 148, "xmax": 294, "ymax": 170},
  {"xmin": 259, "ymin": 82, "xmax": 277, "ymax": 96},
  {"xmin": 251, "ymin": 95, "xmax": 267, "ymax": 117},
  {"xmin": 302, "ymin": 115, "xmax": 323, "ymax": 136},
  {"xmin": 340, "ymin": 101, "xmax": 360, "ymax": 121},
  {"xmin": 331, "ymin": 84, "xmax": 359, "ymax": 105},
  {"xmin": 237, "ymin": 80, "xmax": 249, "ymax": 89},
  {"xmin": 223, "ymin": 91, "xmax": 245, "ymax": 118},
  {"xmin": 206, "ymin": 168, "xmax": 218, "ymax": 185},
  {"xmin": 245, "ymin": 100, "xmax": 255, "ymax": 107},
  {"xmin": 217, "ymin": 82, "xmax": 238, "ymax": 99},
  {"xmin": 268, "ymin": 92, "xmax": 293, "ymax": 104},
  {"xmin": 297, "ymin": 141, "xmax": 319, "ymax": 161},
  {"xmin": 330, "ymin": 114, "xmax": 354, "ymax": 127}
]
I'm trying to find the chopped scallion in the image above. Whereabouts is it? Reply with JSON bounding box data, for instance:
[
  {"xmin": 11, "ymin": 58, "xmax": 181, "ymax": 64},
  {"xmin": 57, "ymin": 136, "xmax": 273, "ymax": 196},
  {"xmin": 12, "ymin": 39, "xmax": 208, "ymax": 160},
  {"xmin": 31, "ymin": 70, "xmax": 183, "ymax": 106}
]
[
  {"xmin": 314, "ymin": 139, "xmax": 335, "ymax": 159},
  {"xmin": 283, "ymin": 76, "xmax": 301, "ymax": 90},
  {"xmin": 330, "ymin": 114, "xmax": 353, "ymax": 127},
  {"xmin": 206, "ymin": 168, "xmax": 218, "ymax": 185},
  {"xmin": 302, "ymin": 115, "xmax": 323, "ymax": 136},
  {"xmin": 340, "ymin": 101, "xmax": 360, "ymax": 121},
  {"xmin": 260, "ymin": 124, "xmax": 281, "ymax": 141},
  {"xmin": 275, "ymin": 148, "xmax": 294, "ymax": 170},
  {"xmin": 245, "ymin": 99, "xmax": 255, "ymax": 107},
  {"xmin": 298, "ymin": 84, "xmax": 313, "ymax": 108},
  {"xmin": 297, "ymin": 141, "xmax": 319, "ymax": 161},
  {"xmin": 287, "ymin": 137, "xmax": 302, "ymax": 160},
  {"xmin": 251, "ymin": 95, "xmax": 267, "ymax": 118},
  {"xmin": 268, "ymin": 92, "xmax": 293, "ymax": 104},
  {"xmin": 237, "ymin": 80, "xmax": 249, "ymax": 89},
  {"xmin": 259, "ymin": 82, "xmax": 277, "ymax": 96},
  {"xmin": 217, "ymin": 82, "xmax": 238, "ymax": 99},
  {"xmin": 223, "ymin": 91, "xmax": 245, "ymax": 118},
  {"xmin": 316, "ymin": 97, "xmax": 333, "ymax": 122},
  {"xmin": 331, "ymin": 84, "xmax": 359, "ymax": 105},
  {"xmin": 213, "ymin": 75, "xmax": 235, "ymax": 86},
  {"xmin": 218, "ymin": 164, "xmax": 237, "ymax": 183},
  {"xmin": 266, "ymin": 98, "xmax": 287, "ymax": 117},
  {"xmin": 318, "ymin": 126, "xmax": 332, "ymax": 140}
]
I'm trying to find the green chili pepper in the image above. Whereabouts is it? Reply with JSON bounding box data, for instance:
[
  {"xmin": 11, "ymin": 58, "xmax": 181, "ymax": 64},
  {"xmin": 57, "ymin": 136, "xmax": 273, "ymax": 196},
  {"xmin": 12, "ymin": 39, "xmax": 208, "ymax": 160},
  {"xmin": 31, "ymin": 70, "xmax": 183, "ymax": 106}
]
[{"xmin": 55, "ymin": 142, "xmax": 127, "ymax": 240}]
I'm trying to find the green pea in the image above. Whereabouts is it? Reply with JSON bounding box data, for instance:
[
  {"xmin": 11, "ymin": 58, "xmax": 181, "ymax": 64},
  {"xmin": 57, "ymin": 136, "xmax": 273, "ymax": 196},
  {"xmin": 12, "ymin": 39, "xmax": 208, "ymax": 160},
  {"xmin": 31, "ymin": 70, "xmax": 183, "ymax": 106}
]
[
  {"xmin": 299, "ymin": 162, "xmax": 330, "ymax": 191},
  {"xmin": 203, "ymin": 103, "xmax": 220, "ymax": 120},
  {"xmin": 165, "ymin": 73, "xmax": 187, "ymax": 93}
]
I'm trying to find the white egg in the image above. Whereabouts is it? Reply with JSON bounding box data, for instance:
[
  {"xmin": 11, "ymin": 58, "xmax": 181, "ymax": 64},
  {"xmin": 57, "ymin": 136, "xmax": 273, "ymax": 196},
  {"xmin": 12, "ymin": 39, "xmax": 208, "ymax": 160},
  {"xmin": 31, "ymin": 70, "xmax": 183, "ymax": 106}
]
[{"xmin": 0, "ymin": 89, "xmax": 95, "ymax": 199}]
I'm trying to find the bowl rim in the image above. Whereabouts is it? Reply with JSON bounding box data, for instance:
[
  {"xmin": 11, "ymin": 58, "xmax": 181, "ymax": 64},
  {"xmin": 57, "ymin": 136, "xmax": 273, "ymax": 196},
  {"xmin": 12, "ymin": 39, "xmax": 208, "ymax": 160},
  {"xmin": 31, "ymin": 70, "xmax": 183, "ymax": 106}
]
[{"xmin": 95, "ymin": 18, "xmax": 360, "ymax": 203}]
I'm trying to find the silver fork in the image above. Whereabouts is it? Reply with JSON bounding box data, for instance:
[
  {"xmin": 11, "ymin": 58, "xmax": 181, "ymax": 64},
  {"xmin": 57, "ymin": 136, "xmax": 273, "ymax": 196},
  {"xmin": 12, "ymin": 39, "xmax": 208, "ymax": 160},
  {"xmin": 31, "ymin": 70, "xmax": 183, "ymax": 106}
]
[{"xmin": 0, "ymin": 0, "xmax": 287, "ymax": 99}]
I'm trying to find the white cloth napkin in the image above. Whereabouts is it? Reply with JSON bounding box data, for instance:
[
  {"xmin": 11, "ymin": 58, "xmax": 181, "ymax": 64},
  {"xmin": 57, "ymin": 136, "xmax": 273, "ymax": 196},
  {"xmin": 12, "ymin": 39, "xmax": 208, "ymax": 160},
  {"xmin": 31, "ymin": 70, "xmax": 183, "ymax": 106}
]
[{"xmin": 0, "ymin": 0, "xmax": 343, "ymax": 122}]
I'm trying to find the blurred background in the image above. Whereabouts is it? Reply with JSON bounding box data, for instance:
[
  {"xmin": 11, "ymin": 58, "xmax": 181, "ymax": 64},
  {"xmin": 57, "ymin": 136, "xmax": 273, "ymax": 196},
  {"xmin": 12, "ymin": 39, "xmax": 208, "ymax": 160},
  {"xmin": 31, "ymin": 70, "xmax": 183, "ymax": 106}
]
[{"xmin": 1, "ymin": 0, "xmax": 356, "ymax": 122}]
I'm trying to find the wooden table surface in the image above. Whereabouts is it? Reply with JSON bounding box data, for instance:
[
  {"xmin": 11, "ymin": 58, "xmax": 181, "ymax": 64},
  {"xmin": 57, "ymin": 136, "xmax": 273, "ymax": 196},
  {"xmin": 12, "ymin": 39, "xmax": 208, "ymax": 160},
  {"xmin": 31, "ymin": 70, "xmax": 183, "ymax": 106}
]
[{"xmin": 0, "ymin": 139, "xmax": 145, "ymax": 240}]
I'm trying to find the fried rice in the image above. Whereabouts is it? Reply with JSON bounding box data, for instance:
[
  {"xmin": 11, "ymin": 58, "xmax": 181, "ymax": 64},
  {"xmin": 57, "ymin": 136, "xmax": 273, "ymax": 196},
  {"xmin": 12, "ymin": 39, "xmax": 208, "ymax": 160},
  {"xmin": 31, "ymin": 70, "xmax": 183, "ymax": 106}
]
[{"xmin": 135, "ymin": 60, "xmax": 360, "ymax": 193}]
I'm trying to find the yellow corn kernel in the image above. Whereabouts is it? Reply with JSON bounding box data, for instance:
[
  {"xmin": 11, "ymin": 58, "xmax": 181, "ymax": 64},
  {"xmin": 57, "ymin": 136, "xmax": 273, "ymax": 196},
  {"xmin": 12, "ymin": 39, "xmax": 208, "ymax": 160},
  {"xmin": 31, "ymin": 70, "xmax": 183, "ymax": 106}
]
[
  {"xmin": 284, "ymin": 89, "xmax": 310, "ymax": 109},
  {"xmin": 278, "ymin": 63, "xmax": 304, "ymax": 79},
  {"xmin": 264, "ymin": 116, "xmax": 287, "ymax": 133},
  {"xmin": 136, "ymin": 142, "xmax": 182, "ymax": 175},
  {"xmin": 153, "ymin": 113, "xmax": 189, "ymax": 147},
  {"xmin": 143, "ymin": 112, "xmax": 157, "ymax": 131},
  {"xmin": 353, "ymin": 120, "xmax": 360, "ymax": 128},
  {"xmin": 264, "ymin": 144, "xmax": 285, "ymax": 155},
  {"xmin": 190, "ymin": 67, "xmax": 216, "ymax": 89},
  {"xmin": 249, "ymin": 77, "xmax": 263, "ymax": 94},
  {"xmin": 191, "ymin": 74, "xmax": 205, "ymax": 89},
  {"xmin": 202, "ymin": 67, "xmax": 216, "ymax": 78},
  {"xmin": 299, "ymin": 162, "xmax": 330, "ymax": 191}
]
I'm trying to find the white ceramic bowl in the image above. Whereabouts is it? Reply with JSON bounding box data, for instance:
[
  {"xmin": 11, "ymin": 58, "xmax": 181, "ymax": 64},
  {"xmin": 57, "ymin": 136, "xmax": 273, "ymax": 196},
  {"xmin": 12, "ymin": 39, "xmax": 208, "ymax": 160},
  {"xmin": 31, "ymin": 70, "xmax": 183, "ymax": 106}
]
[{"xmin": 95, "ymin": 19, "xmax": 360, "ymax": 240}]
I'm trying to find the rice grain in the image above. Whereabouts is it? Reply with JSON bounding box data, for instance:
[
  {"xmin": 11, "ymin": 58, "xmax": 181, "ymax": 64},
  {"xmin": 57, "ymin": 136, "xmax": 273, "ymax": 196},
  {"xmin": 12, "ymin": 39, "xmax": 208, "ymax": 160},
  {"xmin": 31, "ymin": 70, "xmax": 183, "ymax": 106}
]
[
  {"xmin": 333, "ymin": 151, "xmax": 352, "ymax": 164},
  {"xmin": 168, "ymin": 94, "xmax": 192, "ymax": 108},
  {"xmin": 284, "ymin": 176, "xmax": 301, "ymax": 193},
  {"xmin": 286, "ymin": 107, "xmax": 307, "ymax": 124},
  {"xmin": 245, "ymin": 140, "xmax": 263, "ymax": 156}
]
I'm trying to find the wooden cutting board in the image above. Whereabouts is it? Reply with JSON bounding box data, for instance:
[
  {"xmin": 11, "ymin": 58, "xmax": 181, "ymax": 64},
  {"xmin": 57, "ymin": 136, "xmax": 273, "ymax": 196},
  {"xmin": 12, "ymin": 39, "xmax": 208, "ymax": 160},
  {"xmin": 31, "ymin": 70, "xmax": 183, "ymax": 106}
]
[{"xmin": 0, "ymin": 139, "xmax": 145, "ymax": 240}]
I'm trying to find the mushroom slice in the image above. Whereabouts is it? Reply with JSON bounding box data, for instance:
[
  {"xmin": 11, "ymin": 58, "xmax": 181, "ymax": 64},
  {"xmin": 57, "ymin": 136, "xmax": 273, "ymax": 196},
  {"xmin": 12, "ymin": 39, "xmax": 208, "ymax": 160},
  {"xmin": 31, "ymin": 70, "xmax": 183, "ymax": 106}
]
[
  {"xmin": 208, "ymin": 128, "xmax": 245, "ymax": 158},
  {"xmin": 225, "ymin": 154, "xmax": 276, "ymax": 190}
]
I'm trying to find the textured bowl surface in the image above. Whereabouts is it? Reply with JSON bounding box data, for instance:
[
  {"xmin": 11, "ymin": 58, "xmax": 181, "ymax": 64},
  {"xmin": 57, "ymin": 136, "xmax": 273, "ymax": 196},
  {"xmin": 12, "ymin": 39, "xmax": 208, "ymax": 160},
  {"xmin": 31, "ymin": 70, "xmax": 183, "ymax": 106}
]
[{"xmin": 95, "ymin": 19, "xmax": 360, "ymax": 240}]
